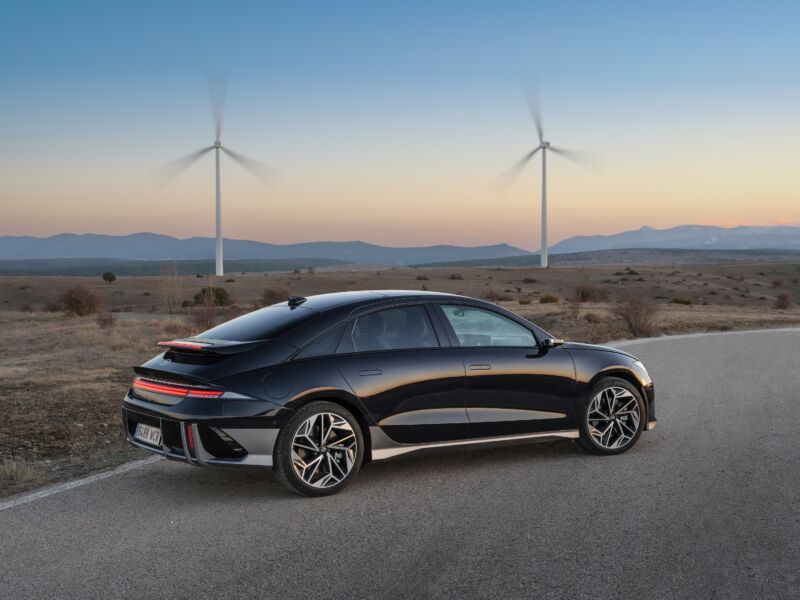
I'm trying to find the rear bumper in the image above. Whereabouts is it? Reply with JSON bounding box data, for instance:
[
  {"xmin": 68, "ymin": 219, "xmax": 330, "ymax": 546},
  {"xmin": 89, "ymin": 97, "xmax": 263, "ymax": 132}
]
[{"xmin": 122, "ymin": 393, "xmax": 280, "ymax": 469}]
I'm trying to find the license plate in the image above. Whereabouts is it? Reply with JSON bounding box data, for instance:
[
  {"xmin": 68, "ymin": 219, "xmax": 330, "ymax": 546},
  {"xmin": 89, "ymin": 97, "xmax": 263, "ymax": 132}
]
[{"xmin": 134, "ymin": 423, "xmax": 162, "ymax": 447}]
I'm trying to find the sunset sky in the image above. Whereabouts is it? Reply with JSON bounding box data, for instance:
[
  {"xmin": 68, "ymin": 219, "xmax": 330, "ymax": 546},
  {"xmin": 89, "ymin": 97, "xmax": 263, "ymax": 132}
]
[{"xmin": 1, "ymin": 1, "xmax": 799, "ymax": 250}]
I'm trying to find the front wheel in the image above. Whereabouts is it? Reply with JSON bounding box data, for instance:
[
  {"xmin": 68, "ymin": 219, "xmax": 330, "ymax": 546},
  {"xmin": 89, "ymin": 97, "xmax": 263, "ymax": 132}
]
[
  {"xmin": 273, "ymin": 401, "xmax": 364, "ymax": 497},
  {"xmin": 577, "ymin": 377, "xmax": 645, "ymax": 455}
]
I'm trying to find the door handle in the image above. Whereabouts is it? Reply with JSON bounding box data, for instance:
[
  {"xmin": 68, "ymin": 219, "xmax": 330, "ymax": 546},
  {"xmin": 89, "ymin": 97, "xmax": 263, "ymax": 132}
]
[
  {"xmin": 469, "ymin": 364, "xmax": 492, "ymax": 371},
  {"xmin": 358, "ymin": 369, "xmax": 383, "ymax": 376}
]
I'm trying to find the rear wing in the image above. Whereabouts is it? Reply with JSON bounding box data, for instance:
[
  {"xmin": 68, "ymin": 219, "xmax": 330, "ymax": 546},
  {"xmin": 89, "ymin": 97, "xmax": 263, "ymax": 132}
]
[{"xmin": 156, "ymin": 338, "xmax": 266, "ymax": 356}]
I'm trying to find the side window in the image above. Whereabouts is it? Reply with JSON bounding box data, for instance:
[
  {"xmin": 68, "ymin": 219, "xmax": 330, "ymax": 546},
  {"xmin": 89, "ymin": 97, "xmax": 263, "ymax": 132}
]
[
  {"xmin": 295, "ymin": 323, "xmax": 345, "ymax": 359},
  {"xmin": 440, "ymin": 305, "xmax": 536, "ymax": 348},
  {"xmin": 347, "ymin": 306, "xmax": 438, "ymax": 353}
]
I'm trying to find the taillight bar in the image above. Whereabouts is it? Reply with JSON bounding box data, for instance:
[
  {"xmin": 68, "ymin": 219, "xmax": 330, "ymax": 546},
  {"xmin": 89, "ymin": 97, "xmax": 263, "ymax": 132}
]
[
  {"xmin": 132, "ymin": 378, "xmax": 223, "ymax": 399},
  {"xmin": 157, "ymin": 340, "xmax": 210, "ymax": 351}
]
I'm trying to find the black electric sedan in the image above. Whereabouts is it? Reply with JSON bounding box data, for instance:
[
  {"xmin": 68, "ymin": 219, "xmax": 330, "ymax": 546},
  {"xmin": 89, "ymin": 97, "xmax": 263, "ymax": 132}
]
[{"xmin": 123, "ymin": 291, "xmax": 655, "ymax": 496}]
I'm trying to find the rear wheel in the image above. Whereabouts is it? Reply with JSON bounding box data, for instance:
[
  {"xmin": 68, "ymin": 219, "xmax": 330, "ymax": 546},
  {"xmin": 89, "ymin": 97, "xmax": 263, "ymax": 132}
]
[
  {"xmin": 273, "ymin": 401, "xmax": 364, "ymax": 496},
  {"xmin": 578, "ymin": 377, "xmax": 644, "ymax": 455}
]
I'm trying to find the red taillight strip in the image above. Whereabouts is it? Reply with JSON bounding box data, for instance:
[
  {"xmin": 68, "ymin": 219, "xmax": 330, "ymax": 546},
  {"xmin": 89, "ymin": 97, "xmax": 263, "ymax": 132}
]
[
  {"xmin": 132, "ymin": 378, "xmax": 223, "ymax": 399},
  {"xmin": 133, "ymin": 378, "xmax": 189, "ymax": 397},
  {"xmin": 157, "ymin": 340, "xmax": 210, "ymax": 351}
]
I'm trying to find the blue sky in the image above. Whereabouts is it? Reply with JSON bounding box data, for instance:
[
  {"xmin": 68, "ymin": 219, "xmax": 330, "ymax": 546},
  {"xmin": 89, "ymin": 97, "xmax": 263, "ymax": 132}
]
[{"xmin": 1, "ymin": 1, "xmax": 798, "ymax": 248}]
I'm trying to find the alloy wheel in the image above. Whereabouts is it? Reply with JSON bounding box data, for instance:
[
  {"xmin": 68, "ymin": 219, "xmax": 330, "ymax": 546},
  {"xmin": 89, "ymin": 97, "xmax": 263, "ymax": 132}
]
[
  {"xmin": 291, "ymin": 412, "xmax": 358, "ymax": 488},
  {"xmin": 587, "ymin": 386, "xmax": 641, "ymax": 450}
]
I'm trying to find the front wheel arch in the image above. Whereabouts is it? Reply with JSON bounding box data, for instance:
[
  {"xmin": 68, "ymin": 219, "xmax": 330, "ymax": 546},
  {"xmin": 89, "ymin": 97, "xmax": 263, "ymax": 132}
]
[{"xmin": 586, "ymin": 368, "xmax": 649, "ymax": 425}]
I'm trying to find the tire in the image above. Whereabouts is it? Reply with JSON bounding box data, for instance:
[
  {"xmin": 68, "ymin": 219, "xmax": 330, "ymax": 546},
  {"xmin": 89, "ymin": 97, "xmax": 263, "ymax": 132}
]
[
  {"xmin": 273, "ymin": 401, "xmax": 364, "ymax": 497},
  {"xmin": 577, "ymin": 377, "xmax": 645, "ymax": 455}
]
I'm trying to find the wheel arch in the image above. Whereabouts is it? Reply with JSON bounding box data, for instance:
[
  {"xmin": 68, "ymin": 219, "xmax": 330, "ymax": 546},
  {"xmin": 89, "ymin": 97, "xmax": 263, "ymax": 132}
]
[
  {"xmin": 284, "ymin": 390, "xmax": 375, "ymax": 462},
  {"xmin": 588, "ymin": 368, "xmax": 649, "ymax": 424}
]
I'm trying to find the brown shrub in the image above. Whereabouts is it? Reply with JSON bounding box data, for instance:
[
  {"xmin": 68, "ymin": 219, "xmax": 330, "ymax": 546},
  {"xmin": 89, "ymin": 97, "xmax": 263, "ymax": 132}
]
[
  {"xmin": 575, "ymin": 284, "xmax": 607, "ymax": 303},
  {"xmin": 518, "ymin": 298, "xmax": 532, "ymax": 305},
  {"xmin": 539, "ymin": 294, "xmax": 559, "ymax": 304},
  {"xmin": 483, "ymin": 289, "xmax": 513, "ymax": 302},
  {"xmin": 774, "ymin": 292, "xmax": 791, "ymax": 310},
  {"xmin": 163, "ymin": 320, "xmax": 191, "ymax": 337},
  {"xmin": 44, "ymin": 299, "xmax": 64, "ymax": 312},
  {"xmin": 584, "ymin": 312, "xmax": 602, "ymax": 324},
  {"xmin": 262, "ymin": 286, "xmax": 290, "ymax": 306},
  {"xmin": 416, "ymin": 275, "xmax": 429, "ymax": 281},
  {"xmin": 772, "ymin": 278, "xmax": 784, "ymax": 288},
  {"xmin": 615, "ymin": 290, "xmax": 660, "ymax": 337},
  {"xmin": 20, "ymin": 304, "xmax": 33, "ymax": 313},
  {"xmin": 61, "ymin": 285, "xmax": 101, "ymax": 316},
  {"xmin": 188, "ymin": 304, "xmax": 218, "ymax": 332},
  {"xmin": 96, "ymin": 311, "xmax": 116, "ymax": 329},
  {"xmin": 449, "ymin": 273, "xmax": 464, "ymax": 280}
]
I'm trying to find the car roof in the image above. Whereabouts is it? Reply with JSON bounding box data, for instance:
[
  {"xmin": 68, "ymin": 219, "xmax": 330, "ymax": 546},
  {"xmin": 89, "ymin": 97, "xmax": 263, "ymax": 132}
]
[{"xmin": 295, "ymin": 290, "xmax": 462, "ymax": 312}]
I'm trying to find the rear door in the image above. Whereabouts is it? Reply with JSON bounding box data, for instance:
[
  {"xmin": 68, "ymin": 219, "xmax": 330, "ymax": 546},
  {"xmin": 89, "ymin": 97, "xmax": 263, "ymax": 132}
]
[
  {"xmin": 434, "ymin": 303, "xmax": 576, "ymax": 438},
  {"xmin": 335, "ymin": 303, "xmax": 468, "ymax": 444}
]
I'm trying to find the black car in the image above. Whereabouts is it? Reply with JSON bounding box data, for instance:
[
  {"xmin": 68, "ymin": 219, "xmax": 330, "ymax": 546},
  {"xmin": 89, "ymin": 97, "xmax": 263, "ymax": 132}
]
[{"xmin": 123, "ymin": 291, "xmax": 655, "ymax": 496}]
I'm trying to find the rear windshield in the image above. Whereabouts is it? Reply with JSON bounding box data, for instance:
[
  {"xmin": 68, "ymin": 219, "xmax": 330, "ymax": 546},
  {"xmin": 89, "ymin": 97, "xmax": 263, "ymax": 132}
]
[{"xmin": 197, "ymin": 305, "xmax": 319, "ymax": 342}]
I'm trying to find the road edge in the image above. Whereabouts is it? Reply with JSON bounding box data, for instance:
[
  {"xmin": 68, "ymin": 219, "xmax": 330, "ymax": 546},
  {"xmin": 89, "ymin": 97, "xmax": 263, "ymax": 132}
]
[{"xmin": 0, "ymin": 456, "xmax": 162, "ymax": 512}]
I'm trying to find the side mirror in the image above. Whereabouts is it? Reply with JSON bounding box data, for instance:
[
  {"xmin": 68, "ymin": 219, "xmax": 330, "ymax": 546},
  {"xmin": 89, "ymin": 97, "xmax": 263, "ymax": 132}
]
[{"xmin": 541, "ymin": 337, "xmax": 565, "ymax": 348}]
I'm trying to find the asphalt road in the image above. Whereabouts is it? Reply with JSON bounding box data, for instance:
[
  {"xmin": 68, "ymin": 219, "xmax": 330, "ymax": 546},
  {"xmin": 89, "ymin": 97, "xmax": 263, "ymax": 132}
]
[{"xmin": 2, "ymin": 329, "xmax": 799, "ymax": 599}]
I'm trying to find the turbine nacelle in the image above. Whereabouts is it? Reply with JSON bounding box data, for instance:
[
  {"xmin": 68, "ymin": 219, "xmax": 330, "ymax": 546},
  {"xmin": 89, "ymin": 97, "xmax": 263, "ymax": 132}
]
[{"xmin": 540, "ymin": 141, "xmax": 551, "ymax": 149}]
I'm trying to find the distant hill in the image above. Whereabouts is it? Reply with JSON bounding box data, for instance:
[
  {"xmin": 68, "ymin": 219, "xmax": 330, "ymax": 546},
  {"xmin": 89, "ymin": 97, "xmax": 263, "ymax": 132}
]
[
  {"xmin": 418, "ymin": 248, "xmax": 800, "ymax": 268},
  {"xmin": 0, "ymin": 233, "xmax": 527, "ymax": 266},
  {"xmin": 0, "ymin": 257, "xmax": 349, "ymax": 277},
  {"xmin": 551, "ymin": 225, "xmax": 800, "ymax": 253}
]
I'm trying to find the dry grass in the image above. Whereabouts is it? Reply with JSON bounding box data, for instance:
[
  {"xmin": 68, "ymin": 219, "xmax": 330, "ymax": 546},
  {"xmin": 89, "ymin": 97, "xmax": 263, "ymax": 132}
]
[{"xmin": 0, "ymin": 311, "xmax": 208, "ymax": 497}]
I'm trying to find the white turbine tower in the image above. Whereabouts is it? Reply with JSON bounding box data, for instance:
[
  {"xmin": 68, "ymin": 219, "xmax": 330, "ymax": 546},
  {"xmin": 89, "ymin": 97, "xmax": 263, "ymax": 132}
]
[
  {"xmin": 156, "ymin": 75, "xmax": 280, "ymax": 276},
  {"xmin": 496, "ymin": 86, "xmax": 598, "ymax": 268}
]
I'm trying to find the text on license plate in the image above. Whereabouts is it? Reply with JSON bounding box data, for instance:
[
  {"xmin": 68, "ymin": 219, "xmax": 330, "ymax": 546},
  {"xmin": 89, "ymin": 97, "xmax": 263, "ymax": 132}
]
[{"xmin": 134, "ymin": 423, "xmax": 162, "ymax": 447}]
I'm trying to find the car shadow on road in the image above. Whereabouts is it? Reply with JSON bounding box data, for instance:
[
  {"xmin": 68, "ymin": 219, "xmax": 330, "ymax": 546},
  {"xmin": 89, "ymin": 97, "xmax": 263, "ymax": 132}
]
[{"xmin": 150, "ymin": 438, "xmax": 585, "ymax": 502}]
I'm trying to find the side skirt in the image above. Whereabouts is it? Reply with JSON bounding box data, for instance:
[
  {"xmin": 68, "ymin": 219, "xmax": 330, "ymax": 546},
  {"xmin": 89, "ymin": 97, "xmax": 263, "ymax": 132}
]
[{"xmin": 369, "ymin": 426, "xmax": 579, "ymax": 461}]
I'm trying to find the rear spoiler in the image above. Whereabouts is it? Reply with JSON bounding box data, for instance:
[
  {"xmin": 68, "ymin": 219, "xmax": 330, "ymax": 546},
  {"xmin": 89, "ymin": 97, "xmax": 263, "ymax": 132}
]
[{"xmin": 156, "ymin": 338, "xmax": 266, "ymax": 356}]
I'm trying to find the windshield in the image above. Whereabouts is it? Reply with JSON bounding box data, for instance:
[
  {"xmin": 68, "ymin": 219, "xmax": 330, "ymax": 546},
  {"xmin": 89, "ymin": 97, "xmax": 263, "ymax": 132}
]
[{"xmin": 197, "ymin": 305, "xmax": 319, "ymax": 342}]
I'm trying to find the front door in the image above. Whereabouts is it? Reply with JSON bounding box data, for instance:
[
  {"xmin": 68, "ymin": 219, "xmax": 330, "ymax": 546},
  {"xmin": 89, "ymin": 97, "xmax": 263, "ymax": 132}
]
[
  {"xmin": 336, "ymin": 304, "xmax": 467, "ymax": 444},
  {"xmin": 435, "ymin": 303, "xmax": 576, "ymax": 438}
]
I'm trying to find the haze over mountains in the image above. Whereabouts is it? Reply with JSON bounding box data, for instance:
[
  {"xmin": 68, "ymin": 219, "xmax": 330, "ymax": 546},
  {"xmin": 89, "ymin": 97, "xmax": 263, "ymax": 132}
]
[{"xmin": 1, "ymin": 225, "xmax": 799, "ymax": 268}]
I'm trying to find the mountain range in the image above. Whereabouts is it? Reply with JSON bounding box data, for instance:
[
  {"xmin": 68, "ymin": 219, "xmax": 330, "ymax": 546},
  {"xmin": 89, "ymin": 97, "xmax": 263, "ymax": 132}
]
[
  {"xmin": 550, "ymin": 225, "xmax": 800, "ymax": 253},
  {"xmin": 1, "ymin": 225, "xmax": 799, "ymax": 267},
  {"xmin": 0, "ymin": 233, "xmax": 526, "ymax": 266}
]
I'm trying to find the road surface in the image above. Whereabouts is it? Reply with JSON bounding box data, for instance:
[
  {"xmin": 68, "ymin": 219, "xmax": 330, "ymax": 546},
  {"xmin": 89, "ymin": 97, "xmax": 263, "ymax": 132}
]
[{"xmin": 1, "ymin": 328, "xmax": 799, "ymax": 599}]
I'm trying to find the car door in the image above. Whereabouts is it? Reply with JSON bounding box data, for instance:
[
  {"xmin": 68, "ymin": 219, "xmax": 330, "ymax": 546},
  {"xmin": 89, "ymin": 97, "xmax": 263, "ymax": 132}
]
[
  {"xmin": 434, "ymin": 303, "xmax": 576, "ymax": 438},
  {"xmin": 335, "ymin": 303, "xmax": 468, "ymax": 444}
]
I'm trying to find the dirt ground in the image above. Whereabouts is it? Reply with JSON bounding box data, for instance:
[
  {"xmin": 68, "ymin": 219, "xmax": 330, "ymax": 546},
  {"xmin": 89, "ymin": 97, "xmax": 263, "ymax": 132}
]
[{"xmin": 1, "ymin": 262, "xmax": 799, "ymax": 497}]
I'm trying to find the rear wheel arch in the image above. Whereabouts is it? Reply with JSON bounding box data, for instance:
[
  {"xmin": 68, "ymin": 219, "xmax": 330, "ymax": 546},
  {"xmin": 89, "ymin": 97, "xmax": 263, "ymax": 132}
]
[{"xmin": 284, "ymin": 392, "xmax": 374, "ymax": 462}]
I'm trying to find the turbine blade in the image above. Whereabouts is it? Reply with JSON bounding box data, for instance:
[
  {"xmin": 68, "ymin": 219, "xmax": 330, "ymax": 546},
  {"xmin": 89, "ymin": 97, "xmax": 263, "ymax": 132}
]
[
  {"xmin": 548, "ymin": 146, "xmax": 604, "ymax": 171},
  {"xmin": 221, "ymin": 147, "xmax": 283, "ymax": 187},
  {"xmin": 492, "ymin": 148, "xmax": 540, "ymax": 197},
  {"xmin": 207, "ymin": 71, "xmax": 228, "ymax": 142},
  {"xmin": 153, "ymin": 146, "xmax": 214, "ymax": 187},
  {"xmin": 522, "ymin": 82, "xmax": 544, "ymax": 143}
]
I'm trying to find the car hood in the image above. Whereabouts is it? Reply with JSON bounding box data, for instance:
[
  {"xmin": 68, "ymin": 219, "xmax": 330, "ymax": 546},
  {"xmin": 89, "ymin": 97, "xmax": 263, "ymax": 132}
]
[{"xmin": 563, "ymin": 341, "xmax": 636, "ymax": 360}]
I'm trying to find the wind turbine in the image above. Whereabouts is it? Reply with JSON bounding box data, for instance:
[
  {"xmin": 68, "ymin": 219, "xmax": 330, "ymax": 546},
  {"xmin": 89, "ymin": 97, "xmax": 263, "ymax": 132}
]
[
  {"xmin": 156, "ymin": 74, "xmax": 280, "ymax": 276},
  {"xmin": 496, "ymin": 86, "xmax": 598, "ymax": 268}
]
